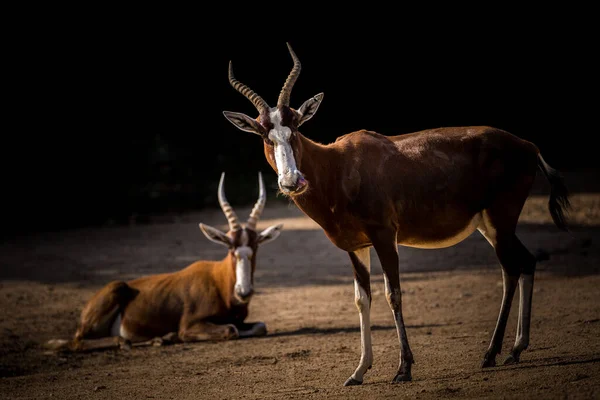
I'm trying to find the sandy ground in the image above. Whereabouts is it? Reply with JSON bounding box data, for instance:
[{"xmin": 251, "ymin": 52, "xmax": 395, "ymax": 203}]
[{"xmin": 1, "ymin": 171, "xmax": 599, "ymax": 399}]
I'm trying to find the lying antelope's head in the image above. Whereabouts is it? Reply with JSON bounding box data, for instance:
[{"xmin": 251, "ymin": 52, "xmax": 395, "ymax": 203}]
[
  {"xmin": 199, "ymin": 172, "xmax": 283, "ymax": 304},
  {"xmin": 223, "ymin": 43, "xmax": 324, "ymax": 196}
]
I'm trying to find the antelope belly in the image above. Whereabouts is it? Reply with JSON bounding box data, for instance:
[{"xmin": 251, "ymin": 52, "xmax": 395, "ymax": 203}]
[{"xmin": 399, "ymin": 213, "xmax": 482, "ymax": 249}]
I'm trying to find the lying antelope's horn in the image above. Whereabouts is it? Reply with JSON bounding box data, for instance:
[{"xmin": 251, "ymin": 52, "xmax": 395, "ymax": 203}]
[
  {"xmin": 228, "ymin": 61, "xmax": 269, "ymax": 114},
  {"xmin": 277, "ymin": 42, "xmax": 301, "ymax": 108},
  {"xmin": 218, "ymin": 172, "xmax": 242, "ymax": 231},
  {"xmin": 246, "ymin": 172, "xmax": 266, "ymax": 231}
]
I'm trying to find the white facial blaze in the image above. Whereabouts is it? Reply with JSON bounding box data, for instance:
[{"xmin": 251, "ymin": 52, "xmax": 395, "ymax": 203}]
[
  {"xmin": 268, "ymin": 110, "xmax": 300, "ymax": 186},
  {"xmin": 234, "ymin": 230, "xmax": 253, "ymax": 299},
  {"xmin": 234, "ymin": 246, "xmax": 253, "ymax": 297},
  {"xmin": 274, "ymin": 140, "xmax": 296, "ymax": 175}
]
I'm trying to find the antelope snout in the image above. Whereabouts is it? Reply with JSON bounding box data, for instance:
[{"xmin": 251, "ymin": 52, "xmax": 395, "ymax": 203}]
[
  {"xmin": 235, "ymin": 286, "xmax": 254, "ymax": 303},
  {"xmin": 278, "ymin": 172, "xmax": 308, "ymax": 195}
]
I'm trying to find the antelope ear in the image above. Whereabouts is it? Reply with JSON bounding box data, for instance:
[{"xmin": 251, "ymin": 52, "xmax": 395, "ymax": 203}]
[
  {"xmin": 257, "ymin": 223, "xmax": 283, "ymax": 246},
  {"xmin": 199, "ymin": 223, "xmax": 232, "ymax": 247},
  {"xmin": 297, "ymin": 93, "xmax": 324, "ymax": 126},
  {"xmin": 223, "ymin": 111, "xmax": 266, "ymax": 136}
]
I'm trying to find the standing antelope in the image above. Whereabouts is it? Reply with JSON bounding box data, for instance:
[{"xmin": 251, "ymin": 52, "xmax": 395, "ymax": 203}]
[
  {"xmin": 47, "ymin": 172, "xmax": 283, "ymax": 352},
  {"xmin": 222, "ymin": 43, "xmax": 571, "ymax": 386}
]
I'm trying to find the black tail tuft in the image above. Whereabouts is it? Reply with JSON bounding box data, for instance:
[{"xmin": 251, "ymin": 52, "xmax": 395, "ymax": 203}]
[{"xmin": 537, "ymin": 154, "xmax": 571, "ymax": 231}]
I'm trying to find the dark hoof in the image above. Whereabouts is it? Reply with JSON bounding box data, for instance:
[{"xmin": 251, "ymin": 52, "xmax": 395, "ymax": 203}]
[
  {"xmin": 344, "ymin": 377, "xmax": 362, "ymax": 386},
  {"xmin": 391, "ymin": 372, "xmax": 412, "ymax": 383},
  {"xmin": 254, "ymin": 323, "xmax": 267, "ymax": 337},
  {"xmin": 162, "ymin": 332, "xmax": 180, "ymax": 343},
  {"xmin": 481, "ymin": 356, "xmax": 496, "ymax": 368},
  {"xmin": 503, "ymin": 353, "xmax": 519, "ymax": 365},
  {"xmin": 225, "ymin": 324, "xmax": 240, "ymax": 340},
  {"xmin": 119, "ymin": 339, "xmax": 132, "ymax": 351},
  {"xmin": 45, "ymin": 339, "xmax": 69, "ymax": 351}
]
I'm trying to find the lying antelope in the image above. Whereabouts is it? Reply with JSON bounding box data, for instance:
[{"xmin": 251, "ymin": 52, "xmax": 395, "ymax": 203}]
[
  {"xmin": 47, "ymin": 172, "xmax": 283, "ymax": 352},
  {"xmin": 222, "ymin": 43, "xmax": 571, "ymax": 386}
]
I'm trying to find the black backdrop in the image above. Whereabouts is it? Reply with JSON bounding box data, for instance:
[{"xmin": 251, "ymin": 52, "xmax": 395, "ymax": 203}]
[{"xmin": 4, "ymin": 11, "xmax": 598, "ymax": 236}]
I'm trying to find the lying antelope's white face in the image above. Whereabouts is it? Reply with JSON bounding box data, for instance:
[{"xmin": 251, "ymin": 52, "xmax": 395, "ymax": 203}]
[
  {"xmin": 199, "ymin": 224, "xmax": 283, "ymax": 304},
  {"xmin": 199, "ymin": 172, "xmax": 283, "ymax": 304},
  {"xmin": 232, "ymin": 229, "xmax": 254, "ymax": 303}
]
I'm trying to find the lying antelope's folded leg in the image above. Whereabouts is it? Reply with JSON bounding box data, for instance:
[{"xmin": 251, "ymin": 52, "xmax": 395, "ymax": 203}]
[{"xmin": 236, "ymin": 322, "xmax": 267, "ymax": 338}]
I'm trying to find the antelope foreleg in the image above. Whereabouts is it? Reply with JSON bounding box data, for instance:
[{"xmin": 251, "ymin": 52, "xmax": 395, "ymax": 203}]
[
  {"xmin": 44, "ymin": 336, "xmax": 128, "ymax": 353},
  {"xmin": 344, "ymin": 247, "xmax": 372, "ymax": 386},
  {"xmin": 236, "ymin": 321, "xmax": 267, "ymax": 338},
  {"xmin": 179, "ymin": 322, "xmax": 240, "ymax": 342},
  {"xmin": 372, "ymin": 237, "xmax": 414, "ymax": 383}
]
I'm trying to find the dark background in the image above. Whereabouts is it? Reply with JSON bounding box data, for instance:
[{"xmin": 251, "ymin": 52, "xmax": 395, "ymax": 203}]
[{"xmin": 4, "ymin": 11, "xmax": 598, "ymax": 237}]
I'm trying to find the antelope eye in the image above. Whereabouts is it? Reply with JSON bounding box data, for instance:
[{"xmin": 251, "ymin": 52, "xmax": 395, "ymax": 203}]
[
  {"xmin": 291, "ymin": 114, "xmax": 300, "ymax": 127},
  {"xmin": 261, "ymin": 121, "xmax": 274, "ymax": 131}
]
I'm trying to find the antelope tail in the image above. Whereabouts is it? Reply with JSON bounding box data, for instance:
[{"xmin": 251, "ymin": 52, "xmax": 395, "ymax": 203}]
[{"xmin": 537, "ymin": 154, "xmax": 571, "ymax": 231}]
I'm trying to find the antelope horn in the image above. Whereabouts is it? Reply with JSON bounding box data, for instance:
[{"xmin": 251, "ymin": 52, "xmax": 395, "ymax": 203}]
[
  {"xmin": 246, "ymin": 172, "xmax": 266, "ymax": 231},
  {"xmin": 228, "ymin": 61, "xmax": 269, "ymax": 113},
  {"xmin": 277, "ymin": 42, "xmax": 301, "ymax": 108},
  {"xmin": 218, "ymin": 172, "xmax": 241, "ymax": 231}
]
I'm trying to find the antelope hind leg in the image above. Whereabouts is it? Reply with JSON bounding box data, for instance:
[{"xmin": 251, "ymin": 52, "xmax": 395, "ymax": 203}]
[
  {"xmin": 504, "ymin": 273, "xmax": 535, "ymax": 365},
  {"xmin": 75, "ymin": 281, "xmax": 138, "ymax": 341}
]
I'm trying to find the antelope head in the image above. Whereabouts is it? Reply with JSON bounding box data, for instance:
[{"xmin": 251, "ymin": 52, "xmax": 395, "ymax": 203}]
[
  {"xmin": 199, "ymin": 172, "xmax": 283, "ymax": 304},
  {"xmin": 222, "ymin": 42, "xmax": 324, "ymax": 196}
]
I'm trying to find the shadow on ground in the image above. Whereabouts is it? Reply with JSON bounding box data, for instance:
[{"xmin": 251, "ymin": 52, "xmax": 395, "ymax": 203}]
[{"xmin": 1, "ymin": 169, "xmax": 598, "ymax": 287}]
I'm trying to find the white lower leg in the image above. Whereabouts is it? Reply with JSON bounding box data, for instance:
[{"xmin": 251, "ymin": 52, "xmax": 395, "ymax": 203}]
[
  {"xmin": 513, "ymin": 274, "xmax": 533, "ymax": 352},
  {"xmin": 351, "ymin": 281, "xmax": 373, "ymax": 382},
  {"xmin": 350, "ymin": 247, "xmax": 372, "ymax": 382},
  {"xmin": 515, "ymin": 293, "xmax": 523, "ymax": 339},
  {"xmin": 486, "ymin": 270, "xmax": 518, "ymax": 356}
]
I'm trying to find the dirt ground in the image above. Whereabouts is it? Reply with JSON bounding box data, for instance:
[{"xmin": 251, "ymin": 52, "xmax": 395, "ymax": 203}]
[{"xmin": 1, "ymin": 170, "xmax": 599, "ymax": 400}]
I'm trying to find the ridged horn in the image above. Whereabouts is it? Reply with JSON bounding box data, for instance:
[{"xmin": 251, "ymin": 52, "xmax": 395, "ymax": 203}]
[
  {"xmin": 277, "ymin": 42, "xmax": 301, "ymax": 108},
  {"xmin": 228, "ymin": 61, "xmax": 269, "ymax": 113},
  {"xmin": 246, "ymin": 172, "xmax": 266, "ymax": 231},
  {"xmin": 218, "ymin": 172, "xmax": 241, "ymax": 231}
]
